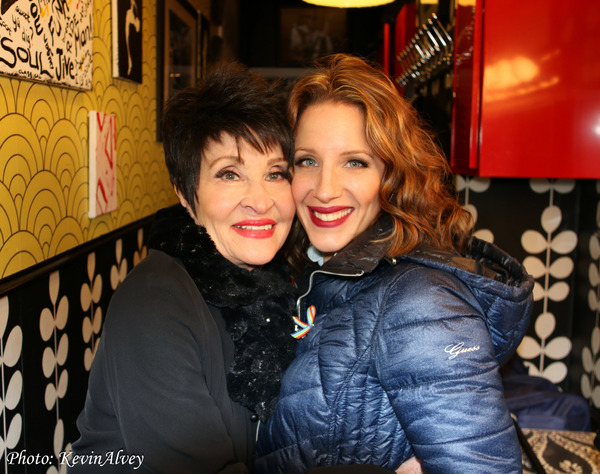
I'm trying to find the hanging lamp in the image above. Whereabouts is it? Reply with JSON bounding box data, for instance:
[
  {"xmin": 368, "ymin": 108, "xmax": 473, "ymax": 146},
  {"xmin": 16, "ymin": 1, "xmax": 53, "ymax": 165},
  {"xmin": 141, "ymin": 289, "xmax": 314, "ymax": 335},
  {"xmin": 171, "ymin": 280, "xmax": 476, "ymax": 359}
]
[{"xmin": 302, "ymin": 0, "xmax": 395, "ymax": 8}]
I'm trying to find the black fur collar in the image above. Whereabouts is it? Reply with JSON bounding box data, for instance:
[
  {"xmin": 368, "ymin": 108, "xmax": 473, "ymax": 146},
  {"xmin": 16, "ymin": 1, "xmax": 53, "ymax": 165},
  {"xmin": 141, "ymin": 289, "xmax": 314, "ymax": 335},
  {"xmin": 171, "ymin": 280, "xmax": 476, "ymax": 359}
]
[{"xmin": 148, "ymin": 205, "xmax": 297, "ymax": 421}]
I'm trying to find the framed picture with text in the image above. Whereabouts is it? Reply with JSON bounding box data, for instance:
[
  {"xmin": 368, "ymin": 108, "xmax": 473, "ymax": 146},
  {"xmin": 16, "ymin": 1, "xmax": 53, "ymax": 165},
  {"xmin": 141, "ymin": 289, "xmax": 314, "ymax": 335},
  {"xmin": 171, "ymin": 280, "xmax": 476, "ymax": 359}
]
[{"xmin": 0, "ymin": 0, "xmax": 93, "ymax": 89}]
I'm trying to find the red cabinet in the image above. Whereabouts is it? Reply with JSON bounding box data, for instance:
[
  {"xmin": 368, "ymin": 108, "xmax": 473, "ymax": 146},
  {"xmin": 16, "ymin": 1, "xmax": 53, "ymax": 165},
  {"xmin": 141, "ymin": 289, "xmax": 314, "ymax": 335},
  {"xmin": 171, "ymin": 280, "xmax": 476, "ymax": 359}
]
[{"xmin": 450, "ymin": 0, "xmax": 600, "ymax": 178}]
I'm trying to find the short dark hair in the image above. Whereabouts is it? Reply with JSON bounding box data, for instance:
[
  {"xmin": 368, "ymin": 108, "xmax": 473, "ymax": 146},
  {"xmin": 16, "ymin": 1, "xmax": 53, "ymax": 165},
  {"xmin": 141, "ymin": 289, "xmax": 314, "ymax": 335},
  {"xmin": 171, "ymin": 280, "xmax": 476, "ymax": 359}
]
[{"xmin": 161, "ymin": 62, "xmax": 293, "ymax": 215}]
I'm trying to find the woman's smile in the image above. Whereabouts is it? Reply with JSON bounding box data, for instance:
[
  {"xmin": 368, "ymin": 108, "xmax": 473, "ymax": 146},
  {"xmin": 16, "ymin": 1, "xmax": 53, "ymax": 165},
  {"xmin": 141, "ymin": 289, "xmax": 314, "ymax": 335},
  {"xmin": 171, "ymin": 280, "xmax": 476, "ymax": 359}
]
[
  {"xmin": 232, "ymin": 219, "xmax": 277, "ymax": 238},
  {"xmin": 308, "ymin": 206, "xmax": 354, "ymax": 226}
]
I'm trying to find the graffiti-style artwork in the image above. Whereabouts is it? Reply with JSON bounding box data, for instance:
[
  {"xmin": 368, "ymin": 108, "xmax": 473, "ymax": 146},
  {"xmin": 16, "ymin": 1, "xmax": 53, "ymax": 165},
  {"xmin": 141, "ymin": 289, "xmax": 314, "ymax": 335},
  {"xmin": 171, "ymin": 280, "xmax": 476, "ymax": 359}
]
[
  {"xmin": 88, "ymin": 111, "xmax": 117, "ymax": 218},
  {"xmin": 0, "ymin": 0, "xmax": 93, "ymax": 89},
  {"xmin": 112, "ymin": 0, "xmax": 142, "ymax": 82}
]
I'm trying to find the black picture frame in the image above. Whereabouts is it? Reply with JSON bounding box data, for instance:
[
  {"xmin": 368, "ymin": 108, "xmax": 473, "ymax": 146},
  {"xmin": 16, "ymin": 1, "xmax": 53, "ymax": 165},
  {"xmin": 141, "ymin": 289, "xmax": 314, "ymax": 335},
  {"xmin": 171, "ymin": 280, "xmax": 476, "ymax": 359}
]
[
  {"xmin": 156, "ymin": 0, "xmax": 202, "ymax": 140},
  {"xmin": 112, "ymin": 0, "xmax": 143, "ymax": 82}
]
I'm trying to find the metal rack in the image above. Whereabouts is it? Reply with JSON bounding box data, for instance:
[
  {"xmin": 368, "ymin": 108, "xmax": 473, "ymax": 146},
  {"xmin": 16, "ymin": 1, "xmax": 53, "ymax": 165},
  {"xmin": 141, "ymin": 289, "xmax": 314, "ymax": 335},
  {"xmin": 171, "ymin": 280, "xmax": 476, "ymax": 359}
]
[{"xmin": 396, "ymin": 13, "xmax": 454, "ymax": 87}]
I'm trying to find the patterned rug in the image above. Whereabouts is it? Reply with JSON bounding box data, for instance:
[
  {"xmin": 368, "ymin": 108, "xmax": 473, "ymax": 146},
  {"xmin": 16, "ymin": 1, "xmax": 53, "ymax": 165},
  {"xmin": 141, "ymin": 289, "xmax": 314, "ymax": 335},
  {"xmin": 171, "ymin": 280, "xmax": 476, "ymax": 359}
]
[{"xmin": 521, "ymin": 429, "xmax": 600, "ymax": 473}]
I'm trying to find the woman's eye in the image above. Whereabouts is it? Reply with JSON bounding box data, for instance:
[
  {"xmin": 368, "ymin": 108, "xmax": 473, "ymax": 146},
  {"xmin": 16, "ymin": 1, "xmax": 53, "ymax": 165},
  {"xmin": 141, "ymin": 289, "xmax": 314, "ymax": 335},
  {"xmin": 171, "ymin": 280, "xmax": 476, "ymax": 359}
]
[
  {"xmin": 295, "ymin": 157, "xmax": 317, "ymax": 167},
  {"xmin": 346, "ymin": 159, "xmax": 367, "ymax": 168},
  {"xmin": 216, "ymin": 169, "xmax": 239, "ymax": 181},
  {"xmin": 267, "ymin": 170, "xmax": 290, "ymax": 181}
]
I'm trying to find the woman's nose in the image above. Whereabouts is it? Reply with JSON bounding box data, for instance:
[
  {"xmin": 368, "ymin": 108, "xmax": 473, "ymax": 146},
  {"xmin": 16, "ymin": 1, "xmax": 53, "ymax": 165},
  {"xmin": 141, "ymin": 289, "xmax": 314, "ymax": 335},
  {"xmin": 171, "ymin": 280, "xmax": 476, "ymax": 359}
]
[
  {"xmin": 240, "ymin": 181, "xmax": 274, "ymax": 214},
  {"xmin": 313, "ymin": 167, "xmax": 342, "ymax": 202}
]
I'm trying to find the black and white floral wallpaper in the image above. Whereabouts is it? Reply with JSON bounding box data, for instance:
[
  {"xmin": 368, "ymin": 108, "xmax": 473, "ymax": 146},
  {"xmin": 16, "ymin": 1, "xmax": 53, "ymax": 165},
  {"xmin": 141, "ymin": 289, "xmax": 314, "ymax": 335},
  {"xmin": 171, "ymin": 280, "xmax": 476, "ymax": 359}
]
[{"xmin": 0, "ymin": 220, "xmax": 150, "ymax": 473}]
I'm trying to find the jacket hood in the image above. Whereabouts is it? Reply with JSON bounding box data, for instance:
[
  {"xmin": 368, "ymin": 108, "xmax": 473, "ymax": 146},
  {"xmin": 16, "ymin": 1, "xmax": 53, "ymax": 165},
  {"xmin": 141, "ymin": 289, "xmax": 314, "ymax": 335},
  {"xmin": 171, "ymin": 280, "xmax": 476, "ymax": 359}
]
[
  {"xmin": 405, "ymin": 239, "xmax": 534, "ymax": 365},
  {"xmin": 320, "ymin": 215, "xmax": 534, "ymax": 365}
]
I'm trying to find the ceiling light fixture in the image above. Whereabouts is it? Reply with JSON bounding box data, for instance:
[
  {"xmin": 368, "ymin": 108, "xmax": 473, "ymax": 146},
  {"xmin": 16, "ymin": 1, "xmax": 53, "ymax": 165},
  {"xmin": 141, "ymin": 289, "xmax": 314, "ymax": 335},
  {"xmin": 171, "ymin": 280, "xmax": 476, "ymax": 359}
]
[{"xmin": 302, "ymin": 0, "xmax": 395, "ymax": 8}]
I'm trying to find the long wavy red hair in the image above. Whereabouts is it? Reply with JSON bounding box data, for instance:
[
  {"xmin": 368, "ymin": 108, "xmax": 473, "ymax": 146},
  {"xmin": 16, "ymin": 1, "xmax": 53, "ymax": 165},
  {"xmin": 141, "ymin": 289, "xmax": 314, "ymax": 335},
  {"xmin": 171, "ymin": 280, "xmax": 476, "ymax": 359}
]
[{"xmin": 286, "ymin": 54, "xmax": 472, "ymax": 271}]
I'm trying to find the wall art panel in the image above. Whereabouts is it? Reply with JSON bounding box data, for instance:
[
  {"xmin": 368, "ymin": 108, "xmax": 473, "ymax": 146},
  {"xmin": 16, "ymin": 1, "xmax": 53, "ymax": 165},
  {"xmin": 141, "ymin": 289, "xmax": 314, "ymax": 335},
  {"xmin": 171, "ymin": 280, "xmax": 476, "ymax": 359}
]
[
  {"xmin": 88, "ymin": 111, "xmax": 117, "ymax": 218},
  {"xmin": 0, "ymin": 0, "xmax": 93, "ymax": 89}
]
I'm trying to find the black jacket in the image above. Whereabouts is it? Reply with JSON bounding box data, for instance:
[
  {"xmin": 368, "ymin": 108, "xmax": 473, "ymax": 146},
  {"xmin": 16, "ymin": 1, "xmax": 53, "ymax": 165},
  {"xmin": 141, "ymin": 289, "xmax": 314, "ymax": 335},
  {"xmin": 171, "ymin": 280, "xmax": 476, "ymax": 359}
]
[
  {"xmin": 72, "ymin": 205, "xmax": 297, "ymax": 473},
  {"xmin": 72, "ymin": 250, "xmax": 256, "ymax": 473}
]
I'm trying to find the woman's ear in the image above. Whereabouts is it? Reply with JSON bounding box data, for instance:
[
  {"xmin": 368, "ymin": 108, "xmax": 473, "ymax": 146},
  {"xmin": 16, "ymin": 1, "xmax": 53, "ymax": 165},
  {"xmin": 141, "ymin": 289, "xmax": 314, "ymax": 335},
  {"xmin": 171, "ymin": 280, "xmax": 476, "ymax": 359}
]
[{"xmin": 174, "ymin": 186, "xmax": 196, "ymax": 222}]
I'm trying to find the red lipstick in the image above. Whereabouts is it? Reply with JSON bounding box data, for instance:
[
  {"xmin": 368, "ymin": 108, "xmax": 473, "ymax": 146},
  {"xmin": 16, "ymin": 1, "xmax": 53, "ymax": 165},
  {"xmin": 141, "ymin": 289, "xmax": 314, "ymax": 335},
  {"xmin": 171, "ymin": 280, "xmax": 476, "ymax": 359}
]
[
  {"xmin": 232, "ymin": 219, "xmax": 276, "ymax": 239},
  {"xmin": 308, "ymin": 206, "xmax": 353, "ymax": 228}
]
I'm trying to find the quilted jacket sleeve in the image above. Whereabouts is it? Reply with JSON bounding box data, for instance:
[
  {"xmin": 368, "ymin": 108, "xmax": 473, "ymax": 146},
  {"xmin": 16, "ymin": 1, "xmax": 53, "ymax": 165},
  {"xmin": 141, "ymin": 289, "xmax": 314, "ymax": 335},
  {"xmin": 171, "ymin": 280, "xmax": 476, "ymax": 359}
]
[{"xmin": 375, "ymin": 266, "xmax": 522, "ymax": 473}]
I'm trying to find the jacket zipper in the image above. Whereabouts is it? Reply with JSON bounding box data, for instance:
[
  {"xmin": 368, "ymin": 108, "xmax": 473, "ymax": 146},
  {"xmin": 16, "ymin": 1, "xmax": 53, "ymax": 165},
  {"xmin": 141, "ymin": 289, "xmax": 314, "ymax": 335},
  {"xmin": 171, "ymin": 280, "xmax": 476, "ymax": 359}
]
[{"xmin": 294, "ymin": 269, "xmax": 365, "ymax": 325}]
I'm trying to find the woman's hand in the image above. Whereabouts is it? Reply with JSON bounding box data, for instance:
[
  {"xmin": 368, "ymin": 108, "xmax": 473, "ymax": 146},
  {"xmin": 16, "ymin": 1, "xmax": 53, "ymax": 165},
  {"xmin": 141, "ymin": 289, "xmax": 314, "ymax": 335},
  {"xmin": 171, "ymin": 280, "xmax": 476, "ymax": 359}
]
[{"xmin": 395, "ymin": 457, "xmax": 423, "ymax": 474}]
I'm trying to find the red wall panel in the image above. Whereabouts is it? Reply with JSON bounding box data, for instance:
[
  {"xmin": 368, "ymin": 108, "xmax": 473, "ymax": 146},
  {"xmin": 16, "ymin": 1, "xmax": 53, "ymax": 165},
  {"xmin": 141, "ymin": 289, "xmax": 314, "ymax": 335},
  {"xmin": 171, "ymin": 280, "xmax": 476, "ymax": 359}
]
[{"xmin": 451, "ymin": 0, "xmax": 600, "ymax": 178}]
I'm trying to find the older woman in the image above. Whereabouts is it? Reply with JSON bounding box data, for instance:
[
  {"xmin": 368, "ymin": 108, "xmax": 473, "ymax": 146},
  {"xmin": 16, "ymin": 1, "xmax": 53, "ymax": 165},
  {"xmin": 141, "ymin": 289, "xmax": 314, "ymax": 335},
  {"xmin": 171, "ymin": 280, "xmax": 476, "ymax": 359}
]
[
  {"xmin": 71, "ymin": 63, "xmax": 297, "ymax": 473},
  {"xmin": 254, "ymin": 54, "xmax": 534, "ymax": 473}
]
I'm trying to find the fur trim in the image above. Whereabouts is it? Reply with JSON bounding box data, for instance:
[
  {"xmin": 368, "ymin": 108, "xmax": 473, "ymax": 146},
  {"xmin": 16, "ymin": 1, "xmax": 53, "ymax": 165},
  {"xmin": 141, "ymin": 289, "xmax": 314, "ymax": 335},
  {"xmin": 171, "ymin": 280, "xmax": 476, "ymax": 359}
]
[{"xmin": 148, "ymin": 205, "xmax": 297, "ymax": 421}]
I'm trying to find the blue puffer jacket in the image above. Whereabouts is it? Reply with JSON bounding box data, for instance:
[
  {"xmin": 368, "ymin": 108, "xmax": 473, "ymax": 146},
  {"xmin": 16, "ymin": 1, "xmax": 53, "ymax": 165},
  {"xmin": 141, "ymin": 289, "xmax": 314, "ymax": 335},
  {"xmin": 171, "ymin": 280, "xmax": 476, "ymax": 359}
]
[{"xmin": 254, "ymin": 216, "xmax": 534, "ymax": 473}]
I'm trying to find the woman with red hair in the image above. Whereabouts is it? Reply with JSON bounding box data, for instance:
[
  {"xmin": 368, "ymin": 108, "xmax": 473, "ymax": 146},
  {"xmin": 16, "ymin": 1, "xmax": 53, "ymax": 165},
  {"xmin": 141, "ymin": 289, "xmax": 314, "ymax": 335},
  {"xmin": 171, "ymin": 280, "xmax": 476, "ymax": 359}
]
[{"xmin": 255, "ymin": 54, "xmax": 534, "ymax": 473}]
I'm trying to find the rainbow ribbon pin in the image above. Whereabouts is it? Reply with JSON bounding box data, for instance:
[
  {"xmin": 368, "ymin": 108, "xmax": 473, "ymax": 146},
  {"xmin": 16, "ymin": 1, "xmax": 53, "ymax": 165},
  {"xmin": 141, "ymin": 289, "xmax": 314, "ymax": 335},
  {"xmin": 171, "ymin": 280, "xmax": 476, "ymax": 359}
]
[{"xmin": 291, "ymin": 305, "xmax": 316, "ymax": 339}]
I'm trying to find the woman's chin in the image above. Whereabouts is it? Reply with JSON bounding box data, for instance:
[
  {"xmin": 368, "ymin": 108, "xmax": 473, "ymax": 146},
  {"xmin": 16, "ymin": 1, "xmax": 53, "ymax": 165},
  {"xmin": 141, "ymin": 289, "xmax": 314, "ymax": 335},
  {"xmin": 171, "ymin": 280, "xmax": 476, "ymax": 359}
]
[
  {"xmin": 234, "ymin": 255, "xmax": 276, "ymax": 271},
  {"xmin": 307, "ymin": 240, "xmax": 344, "ymax": 259}
]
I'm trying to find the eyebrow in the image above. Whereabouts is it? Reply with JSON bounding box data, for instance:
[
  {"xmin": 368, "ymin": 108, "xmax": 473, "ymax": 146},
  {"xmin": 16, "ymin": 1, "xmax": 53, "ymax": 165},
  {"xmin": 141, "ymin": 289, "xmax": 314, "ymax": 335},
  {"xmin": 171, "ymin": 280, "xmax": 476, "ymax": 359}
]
[
  {"xmin": 206, "ymin": 155, "xmax": 288, "ymax": 168},
  {"xmin": 202, "ymin": 155, "xmax": 239, "ymax": 170},
  {"xmin": 294, "ymin": 147, "xmax": 373, "ymax": 157},
  {"xmin": 266, "ymin": 156, "xmax": 288, "ymax": 166}
]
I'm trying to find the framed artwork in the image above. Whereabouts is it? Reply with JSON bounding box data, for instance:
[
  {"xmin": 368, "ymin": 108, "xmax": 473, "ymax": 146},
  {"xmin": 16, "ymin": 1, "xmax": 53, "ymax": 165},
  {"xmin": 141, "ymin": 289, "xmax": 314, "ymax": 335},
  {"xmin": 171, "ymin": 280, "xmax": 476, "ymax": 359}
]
[
  {"xmin": 112, "ymin": 0, "xmax": 143, "ymax": 82},
  {"xmin": 156, "ymin": 0, "xmax": 202, "ymax": 140},
  {"xmin": 89, "ymin": 111, "xmax": 118, "ymax": 218},
  {"xmin": 280, "ymin": 8, "xmax": 346, "ymax": 66},
  {"xmin": 0, "ymin": 0, "xmax": 93, "ymax": 89}
]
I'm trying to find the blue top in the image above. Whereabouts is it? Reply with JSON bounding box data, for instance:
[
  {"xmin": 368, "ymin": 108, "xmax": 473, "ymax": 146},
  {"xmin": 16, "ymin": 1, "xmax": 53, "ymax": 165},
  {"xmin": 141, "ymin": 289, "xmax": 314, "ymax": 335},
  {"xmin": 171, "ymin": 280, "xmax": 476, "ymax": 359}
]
[{"xmin": 255, "ymin": 216, "xmax": 534, "ymax": 473}]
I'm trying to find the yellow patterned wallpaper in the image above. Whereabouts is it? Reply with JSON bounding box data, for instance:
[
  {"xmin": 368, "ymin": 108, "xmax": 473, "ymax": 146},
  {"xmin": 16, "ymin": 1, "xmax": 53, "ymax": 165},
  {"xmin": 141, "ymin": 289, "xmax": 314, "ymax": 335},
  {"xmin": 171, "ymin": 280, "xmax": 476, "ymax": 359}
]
[{"xmin": 0, "ymin": 0, "xmax": 209, "ymax": 279}]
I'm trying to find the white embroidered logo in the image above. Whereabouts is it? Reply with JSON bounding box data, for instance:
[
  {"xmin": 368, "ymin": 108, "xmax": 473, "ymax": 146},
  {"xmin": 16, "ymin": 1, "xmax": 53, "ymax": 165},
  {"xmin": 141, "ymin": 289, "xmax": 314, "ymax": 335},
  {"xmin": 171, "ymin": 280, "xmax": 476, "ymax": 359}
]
[{"xmin": 444, "ymin": 342, "xmax": 480, "ymax": 360}]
